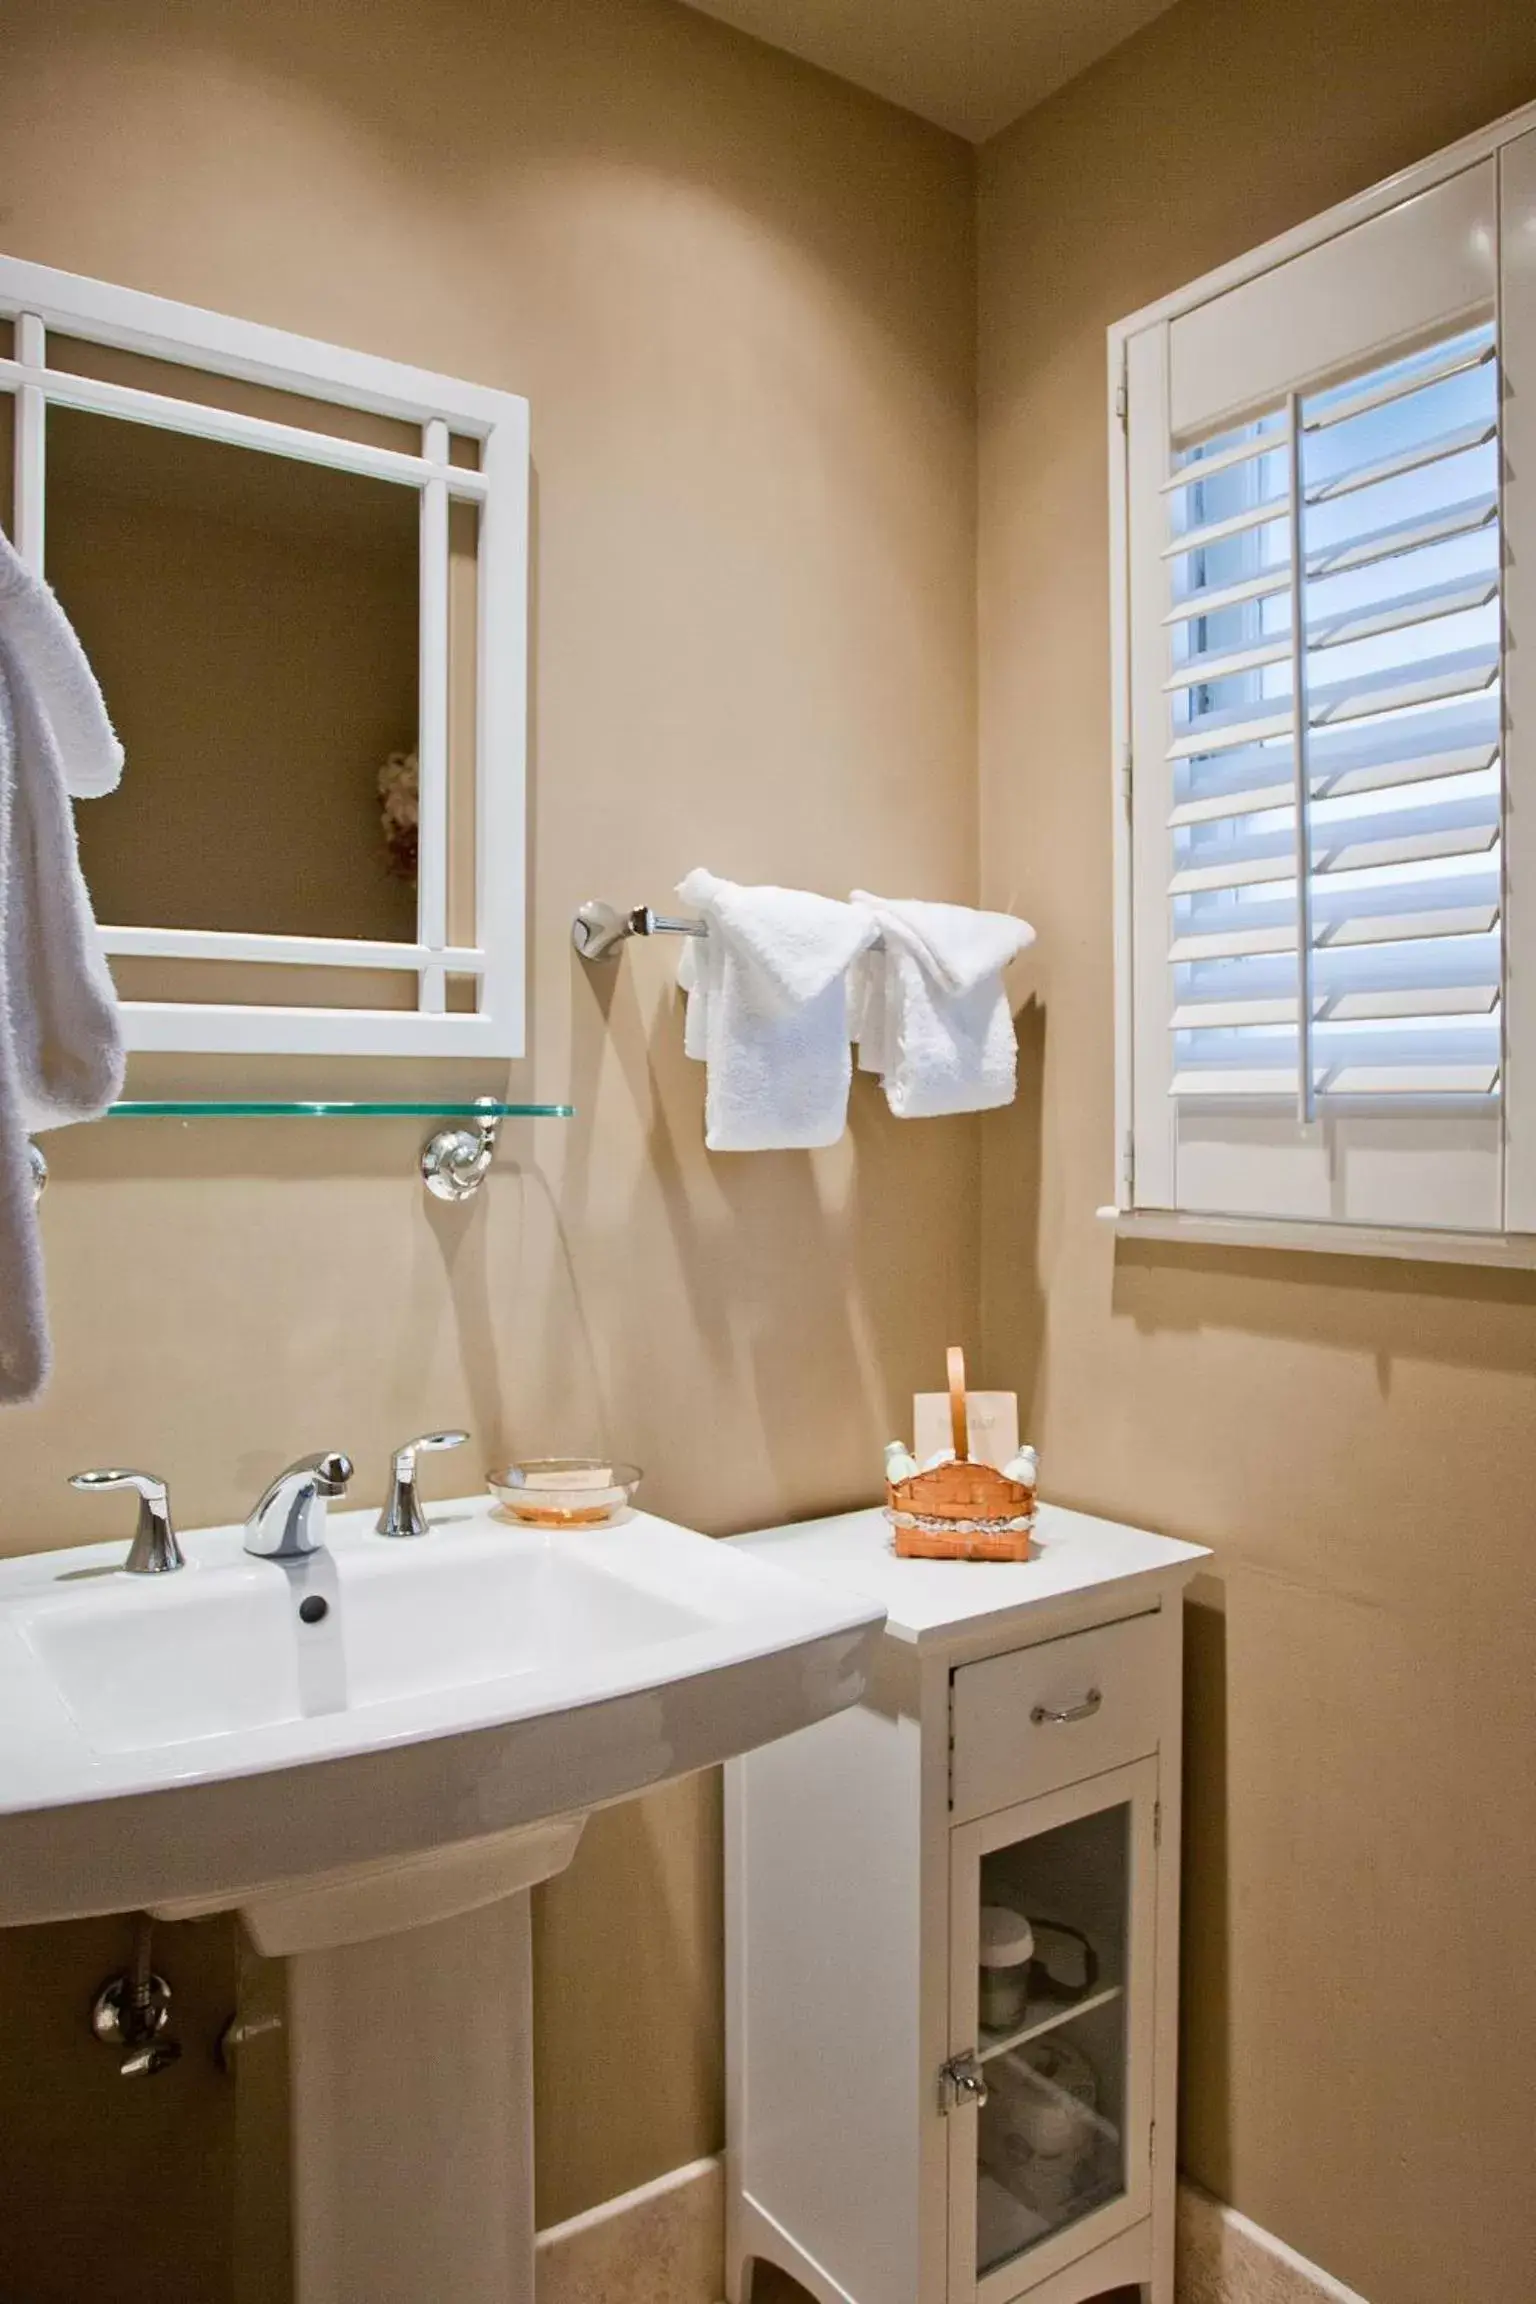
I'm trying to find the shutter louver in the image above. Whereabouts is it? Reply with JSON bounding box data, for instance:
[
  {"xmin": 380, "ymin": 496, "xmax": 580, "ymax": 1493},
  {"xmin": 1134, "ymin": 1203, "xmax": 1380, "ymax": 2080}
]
[{"xmin": 1163, "ymin": 320, "xmax": 1503, "ymax": 1104}]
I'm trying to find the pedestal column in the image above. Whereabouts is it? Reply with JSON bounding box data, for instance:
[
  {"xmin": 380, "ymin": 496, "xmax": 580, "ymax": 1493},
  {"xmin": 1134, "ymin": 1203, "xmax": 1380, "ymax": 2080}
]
[{"xmin": 288, "ymin": 1892, "xmax": 536, "ymax": 2304}]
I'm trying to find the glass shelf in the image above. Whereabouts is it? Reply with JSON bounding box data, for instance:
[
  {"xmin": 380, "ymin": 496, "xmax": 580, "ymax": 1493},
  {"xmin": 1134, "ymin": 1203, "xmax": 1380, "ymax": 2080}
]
[
  {"xmin": 24, "ymin": 1098, "xmax": 572, "ymax": 1205},
  {"xmin": 105, "ymin": 1100, "xmax": 575, "ymax": 1119},
  {"xmin": 979, "ymin": 1980, "xmax": 1124, "ymax": 2064}
]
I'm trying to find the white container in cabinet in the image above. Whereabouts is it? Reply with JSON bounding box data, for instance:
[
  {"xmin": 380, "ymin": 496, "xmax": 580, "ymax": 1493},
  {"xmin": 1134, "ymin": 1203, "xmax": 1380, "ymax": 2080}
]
[{"xmin": 724, "ymin": 1503, "xmax": 1209, "ymax": 2304}]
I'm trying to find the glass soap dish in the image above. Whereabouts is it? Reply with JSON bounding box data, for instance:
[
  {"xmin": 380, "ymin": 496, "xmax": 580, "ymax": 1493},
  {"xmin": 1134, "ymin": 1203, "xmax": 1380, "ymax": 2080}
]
[{"xmin": 486, "ymin": 1459, "xmax": 642, "ymax": 1527}]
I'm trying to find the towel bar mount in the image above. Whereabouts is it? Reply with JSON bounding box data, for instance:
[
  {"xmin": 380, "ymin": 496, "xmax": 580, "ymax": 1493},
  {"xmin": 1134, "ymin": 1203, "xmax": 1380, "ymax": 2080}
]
[{"xmin": 572, "ymin": 902, "xmax": 705, "ymax": 961}]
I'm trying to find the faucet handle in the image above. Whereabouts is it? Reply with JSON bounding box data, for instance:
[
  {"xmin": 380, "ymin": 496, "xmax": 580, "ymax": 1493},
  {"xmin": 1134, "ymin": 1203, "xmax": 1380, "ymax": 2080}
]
[
  {"xmin": 376, "ymin": 1430, "xmax": 469, "ymax": 1539},
  {"xmin": 69, "ymin": 1469, "xmax": 185, "ymax": 1576}
]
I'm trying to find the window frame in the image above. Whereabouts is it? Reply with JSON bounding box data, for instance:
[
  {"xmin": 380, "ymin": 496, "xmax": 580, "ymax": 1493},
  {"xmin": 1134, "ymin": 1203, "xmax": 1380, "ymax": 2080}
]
[{"xmin": 1106, "ymin": 93, "xmax": 1536, "ymax": 1269}]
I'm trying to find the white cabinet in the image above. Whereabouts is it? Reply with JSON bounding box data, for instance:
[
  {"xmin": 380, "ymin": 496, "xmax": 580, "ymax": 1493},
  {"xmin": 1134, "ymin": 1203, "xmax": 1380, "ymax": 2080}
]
[{"xmin": 725, "ymin": 1506, "xmax": 1208, "ymax": 2304}]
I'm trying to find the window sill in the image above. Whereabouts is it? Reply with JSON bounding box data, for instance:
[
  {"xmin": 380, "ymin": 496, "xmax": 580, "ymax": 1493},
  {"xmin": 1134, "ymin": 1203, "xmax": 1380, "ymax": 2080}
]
[{"xmin": 1096, "ymin": 1204, "xmax": 1536, "ymax": 1272}]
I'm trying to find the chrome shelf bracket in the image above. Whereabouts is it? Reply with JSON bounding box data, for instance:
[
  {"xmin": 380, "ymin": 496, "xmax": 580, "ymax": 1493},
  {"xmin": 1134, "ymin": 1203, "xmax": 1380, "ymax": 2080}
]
[{"xmin": 420, "ymin": 1097, "xmax": 504, "ymax": 1202}]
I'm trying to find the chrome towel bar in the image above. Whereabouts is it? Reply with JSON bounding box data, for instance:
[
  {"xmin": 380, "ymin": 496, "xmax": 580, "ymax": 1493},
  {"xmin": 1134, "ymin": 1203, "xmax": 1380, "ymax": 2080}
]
[{"xmin": 572, "ymin": 900, "xmax": 886, "ymax": 962}]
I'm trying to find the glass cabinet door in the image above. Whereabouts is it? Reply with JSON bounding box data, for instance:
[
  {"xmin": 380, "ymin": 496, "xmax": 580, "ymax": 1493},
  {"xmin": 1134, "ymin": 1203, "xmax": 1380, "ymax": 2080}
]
[{"xmin": 946, "ymin": 1757, "xmax": 1158, "ymax": 2304}]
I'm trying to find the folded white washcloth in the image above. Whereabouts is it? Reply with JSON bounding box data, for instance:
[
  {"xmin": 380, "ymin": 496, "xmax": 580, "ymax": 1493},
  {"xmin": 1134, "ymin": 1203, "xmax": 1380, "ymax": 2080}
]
[
  {"xmin": 849, "ymin": 892, "xmax": 1034, "ymax": 1118},
  {"xmin": 0, "ymin": 524, "xmax": 126, "ymax": 1403},
  {"xmin": 676, "ymin": 868, "xmax": 878, "ymax": 1150}
]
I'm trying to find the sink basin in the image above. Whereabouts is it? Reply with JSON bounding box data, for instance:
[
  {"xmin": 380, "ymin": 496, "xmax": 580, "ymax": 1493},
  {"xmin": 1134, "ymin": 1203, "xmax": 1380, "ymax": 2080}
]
[
  {"xmin": 0, "ymin": 1498, "xmax": 884, "ymax": 1930},
  {"xmin": 22, "ymin": 1526, "xmax": 710, "ymax": 1755}
]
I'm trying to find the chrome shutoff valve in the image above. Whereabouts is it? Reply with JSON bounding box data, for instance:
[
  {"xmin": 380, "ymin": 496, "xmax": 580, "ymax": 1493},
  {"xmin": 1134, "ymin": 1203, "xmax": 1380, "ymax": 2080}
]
[{"xmin": 91, "ymin": 1915, "xmax": 181, "ymax": 2079}]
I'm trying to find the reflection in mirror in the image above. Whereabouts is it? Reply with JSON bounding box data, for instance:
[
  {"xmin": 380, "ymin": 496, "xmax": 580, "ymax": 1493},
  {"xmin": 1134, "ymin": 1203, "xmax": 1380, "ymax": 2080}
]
[{"xmin": 48, "ymin": 410, "xmax": 420, "ymax": 949}]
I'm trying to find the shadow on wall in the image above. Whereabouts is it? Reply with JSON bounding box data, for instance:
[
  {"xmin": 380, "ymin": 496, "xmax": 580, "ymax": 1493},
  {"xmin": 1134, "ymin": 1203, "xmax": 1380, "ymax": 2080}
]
[
  {"xmin": 532, "ymin": 1769, "xmax": 724, "ymax": 2229},
  {"xmin": 552, "ymin": 935, "xmax": 984, "ymax": 1536},
  {"xmin": 1102, "ymin": 1230, "xmax": 1536, "ymax": 1586},
  {"xmin": 417, "ymin": 1183, "xmax": 517, "ymax": 1459},
  {"xmin": 21, "ymin": 0, "xmax": 973, "ymax": 433},
  {"xmin": 1179, "ymin": 1576, "xmax": 1230, "ymax": 2200},
  {"xmin": 979, "ymin": 994, "xmax": 1047, "ymax": 1427},
  {"xmin": 1111, "ymin": 1236, "xmax": 1536, "ymax": 1377},
  {"xmin": 751, "ymin": 2268, "xmax": 1142, "ymax": 2304}
]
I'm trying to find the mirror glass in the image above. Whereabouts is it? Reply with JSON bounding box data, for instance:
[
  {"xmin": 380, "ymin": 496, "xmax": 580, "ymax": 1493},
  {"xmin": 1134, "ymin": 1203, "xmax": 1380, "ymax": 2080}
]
[{"xmin": 48, "ymin": 408, "xmax": 420, "ymax": 947}]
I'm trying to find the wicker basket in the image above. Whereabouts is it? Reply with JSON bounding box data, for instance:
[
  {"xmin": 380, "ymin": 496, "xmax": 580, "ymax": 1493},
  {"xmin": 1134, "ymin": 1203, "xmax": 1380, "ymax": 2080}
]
[{"xmin": 887, "ymin": 1347, "xmax": 1036, "ymax": 1562}]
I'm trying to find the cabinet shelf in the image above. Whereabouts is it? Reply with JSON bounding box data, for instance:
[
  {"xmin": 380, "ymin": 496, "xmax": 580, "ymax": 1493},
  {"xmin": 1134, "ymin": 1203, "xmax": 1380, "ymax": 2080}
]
[{"xmin": 978, "ymin": 1980, "xmax": 1124, "ymax": 2063}]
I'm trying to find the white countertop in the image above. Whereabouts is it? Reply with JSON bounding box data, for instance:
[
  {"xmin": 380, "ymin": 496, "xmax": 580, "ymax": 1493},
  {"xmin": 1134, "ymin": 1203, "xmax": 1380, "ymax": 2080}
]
[{"xmin": 732, "ymin": 1501, "xmax": 1208, "ymax": 1648}]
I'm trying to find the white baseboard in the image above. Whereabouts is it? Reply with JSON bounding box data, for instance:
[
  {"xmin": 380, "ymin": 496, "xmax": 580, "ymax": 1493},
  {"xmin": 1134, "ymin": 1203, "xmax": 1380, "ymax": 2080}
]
[
  {"xmin": 537, "ymin": 2155, "xmax": 724, "ymax": 2304},
  {"xmin": 1178, "ymin": 2181, "xmax": 1372, "ymax": 2304},
  {"xmin": 538, "ymin": 2159, "xmax": 1367, "ymax": 2304}
]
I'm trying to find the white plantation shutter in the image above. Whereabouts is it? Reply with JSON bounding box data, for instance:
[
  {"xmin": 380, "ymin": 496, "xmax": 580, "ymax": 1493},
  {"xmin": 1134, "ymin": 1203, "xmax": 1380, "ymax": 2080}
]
[
  {"xmin": 1123, "ymin": 158, "xmax": 1515, "ymax": 1233},
  {"xmin": 1165, "ymin": 320, "xmax": 1503, "ymax": 1105}
]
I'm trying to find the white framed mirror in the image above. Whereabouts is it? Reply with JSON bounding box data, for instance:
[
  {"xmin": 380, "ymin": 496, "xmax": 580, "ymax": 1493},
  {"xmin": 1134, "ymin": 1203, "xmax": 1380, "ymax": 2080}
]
[{"xmin": 0, "ymin": 253, "xmax": 527, "ymax": 1057}]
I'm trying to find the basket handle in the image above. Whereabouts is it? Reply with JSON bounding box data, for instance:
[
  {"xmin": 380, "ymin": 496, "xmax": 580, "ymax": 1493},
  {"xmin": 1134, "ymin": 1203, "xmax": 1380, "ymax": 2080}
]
[{"xmin": 947, "ymin": 1346, "xmax": 970, "ymax": 1462}]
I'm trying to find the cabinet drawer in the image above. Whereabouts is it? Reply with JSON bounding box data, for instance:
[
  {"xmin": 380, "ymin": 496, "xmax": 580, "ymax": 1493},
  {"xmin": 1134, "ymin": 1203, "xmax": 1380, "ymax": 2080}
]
[{"xmin": 950, "ymin": 1612, "xmax": 1162, "ymax": 1819}]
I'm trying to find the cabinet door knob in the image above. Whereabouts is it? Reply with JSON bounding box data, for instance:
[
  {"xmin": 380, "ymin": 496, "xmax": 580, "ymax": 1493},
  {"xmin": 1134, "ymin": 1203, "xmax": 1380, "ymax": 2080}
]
[
  {"xmin": 1030, "ymin": 1687, "xmax": 1102, "ymax": 1726},
  {"xmin": 939, "ymin": 2051, "xmax": 989, "ymax": 2112}
]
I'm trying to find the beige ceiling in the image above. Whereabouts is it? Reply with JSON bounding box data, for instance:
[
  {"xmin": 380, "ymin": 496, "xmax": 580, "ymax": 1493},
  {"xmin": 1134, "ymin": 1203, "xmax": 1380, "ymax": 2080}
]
[{"xmin": 677, "ymin": 0, "xmax": 1180, "ymax": 140}]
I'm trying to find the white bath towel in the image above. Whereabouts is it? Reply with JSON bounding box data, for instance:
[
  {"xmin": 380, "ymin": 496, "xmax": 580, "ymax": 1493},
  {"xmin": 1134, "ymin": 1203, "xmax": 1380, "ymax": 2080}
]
[
  {"xmin": 0, "ymin": 525, "xmax": 126, "ymax": 1403},
  {"xmin": 850, "ymin": 892, "xmax": 1033, "ymax": 1118},
  {"xmin": 676, "ymin": 868, "xmax": 877, "ymax": 1150}
]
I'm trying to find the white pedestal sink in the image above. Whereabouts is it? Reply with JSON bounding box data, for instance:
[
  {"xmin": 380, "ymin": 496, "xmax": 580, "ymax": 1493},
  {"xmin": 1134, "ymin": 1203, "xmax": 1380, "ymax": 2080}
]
[{"xmin": 0, "ymin": 1500, "xmax": 885, "ymax": 2304}]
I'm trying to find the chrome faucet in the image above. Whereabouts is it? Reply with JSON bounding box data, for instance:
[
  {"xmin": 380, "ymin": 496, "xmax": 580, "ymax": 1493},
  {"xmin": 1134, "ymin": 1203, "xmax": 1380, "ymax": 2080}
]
[
  {"xmin": 244, "ymin": 1452, "xmax": 353, "ymax": 1562},
  {"xmin": 69, "ymin": 1469, "xmax": 185, "ymax": 1576},
  {"xmin": 375, "ymin": 1430, "xmax": 468, "ymax": 1538}
]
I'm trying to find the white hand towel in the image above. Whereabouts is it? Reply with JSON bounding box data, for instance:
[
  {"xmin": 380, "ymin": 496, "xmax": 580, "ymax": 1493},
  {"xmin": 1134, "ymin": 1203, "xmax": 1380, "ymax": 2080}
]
[
  {"xmin": 676, "ymin": 868, "xmax": 877, "ymax": 1151},
  {"xmin": 850, "ymin": 892, "xmax": 1034, "ymax": 1118},
  {"xmin": 0, "ymin": 525, "xmax": 126, "ymax": 1403}
]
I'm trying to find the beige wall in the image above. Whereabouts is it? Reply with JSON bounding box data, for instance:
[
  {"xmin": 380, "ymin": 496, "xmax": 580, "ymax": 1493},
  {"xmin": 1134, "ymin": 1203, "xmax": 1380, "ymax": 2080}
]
[
  {"xmin": 977, "ymin": 7, "xmax": 1536, "ymax": 2302},
  {"xmin": 0, "ymin": 1, "xmax": 975, "ymax": 2293}
]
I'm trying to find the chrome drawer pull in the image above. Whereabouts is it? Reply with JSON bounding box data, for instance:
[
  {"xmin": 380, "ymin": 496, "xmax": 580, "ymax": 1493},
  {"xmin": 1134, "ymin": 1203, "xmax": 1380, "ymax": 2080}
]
[{"xmin": 1031, "ymin": 1687, "xmax": 1102, "ymax": 1726}]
